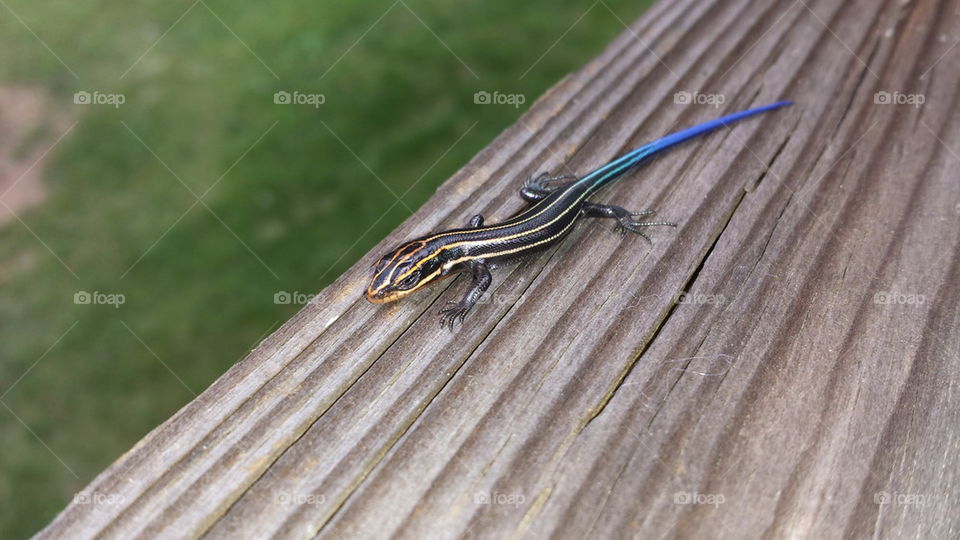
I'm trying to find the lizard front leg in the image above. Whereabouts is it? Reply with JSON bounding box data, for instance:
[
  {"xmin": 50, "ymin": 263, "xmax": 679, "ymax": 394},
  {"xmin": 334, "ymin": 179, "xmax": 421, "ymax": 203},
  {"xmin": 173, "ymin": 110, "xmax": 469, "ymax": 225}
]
[{"xmin": 439, "ymin": 259, "xmax": 492, "ymax": 329}]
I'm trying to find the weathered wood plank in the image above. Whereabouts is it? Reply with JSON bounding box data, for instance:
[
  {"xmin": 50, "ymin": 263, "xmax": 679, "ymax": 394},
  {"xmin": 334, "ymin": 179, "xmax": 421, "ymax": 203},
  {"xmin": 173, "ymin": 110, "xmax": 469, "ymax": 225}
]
[{"xmin": 39, "ymin": 0, "xmax": 960, "ymax": 538}]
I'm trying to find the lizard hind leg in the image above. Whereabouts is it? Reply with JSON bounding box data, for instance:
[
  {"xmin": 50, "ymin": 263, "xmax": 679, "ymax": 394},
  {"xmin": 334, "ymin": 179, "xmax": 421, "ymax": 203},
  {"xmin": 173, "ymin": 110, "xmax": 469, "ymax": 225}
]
[
  {"xmin": 582, "ymin": 202, "xmax": 676, "ymax": 241},
  {"xmin": 519, "ymin": 171, "xmax": 578, "ymax": 202}
]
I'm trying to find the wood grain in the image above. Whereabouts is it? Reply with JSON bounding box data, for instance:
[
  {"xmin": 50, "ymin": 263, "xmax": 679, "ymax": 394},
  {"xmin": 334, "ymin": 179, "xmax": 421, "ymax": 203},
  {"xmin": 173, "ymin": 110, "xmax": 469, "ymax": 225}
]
[{"xmin": 38, "ymin": 0, "xmax": 960, "ymax": 537}]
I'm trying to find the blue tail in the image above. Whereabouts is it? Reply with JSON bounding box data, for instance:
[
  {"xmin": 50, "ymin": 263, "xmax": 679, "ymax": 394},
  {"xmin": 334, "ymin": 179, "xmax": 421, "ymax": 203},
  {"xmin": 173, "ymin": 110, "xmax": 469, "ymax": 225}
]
[{"xmin": 582, "ymin": 100, "xmax": 792, "ymax": 191}]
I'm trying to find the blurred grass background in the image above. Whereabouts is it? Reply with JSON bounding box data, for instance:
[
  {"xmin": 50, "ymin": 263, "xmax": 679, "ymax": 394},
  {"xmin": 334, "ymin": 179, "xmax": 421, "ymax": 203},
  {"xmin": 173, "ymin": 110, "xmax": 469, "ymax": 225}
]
[{"xmin": 0, "ymin": 0, "xmax": 653, "ymax": 535}]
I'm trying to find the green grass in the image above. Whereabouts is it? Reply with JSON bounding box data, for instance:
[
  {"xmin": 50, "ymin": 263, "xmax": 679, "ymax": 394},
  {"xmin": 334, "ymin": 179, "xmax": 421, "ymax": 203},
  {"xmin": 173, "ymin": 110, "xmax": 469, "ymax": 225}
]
[{"xmin": 0, "ymin": 0, "xmax": 653, "ymax": 535}]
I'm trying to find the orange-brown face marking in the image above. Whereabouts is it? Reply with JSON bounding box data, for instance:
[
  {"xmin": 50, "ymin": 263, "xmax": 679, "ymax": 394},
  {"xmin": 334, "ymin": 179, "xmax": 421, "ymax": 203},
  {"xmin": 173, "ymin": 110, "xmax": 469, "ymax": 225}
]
[{"xmin": 365, "ymin": 239, "xmax": 447, "ymax": 304}]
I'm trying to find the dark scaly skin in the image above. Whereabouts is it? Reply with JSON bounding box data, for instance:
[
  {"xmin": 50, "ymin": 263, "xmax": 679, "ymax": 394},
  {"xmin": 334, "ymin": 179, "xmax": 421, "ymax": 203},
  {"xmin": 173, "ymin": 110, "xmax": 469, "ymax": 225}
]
[{"xmin": 365, "ymin": 172, "xmax": 671, "ymax": 329}]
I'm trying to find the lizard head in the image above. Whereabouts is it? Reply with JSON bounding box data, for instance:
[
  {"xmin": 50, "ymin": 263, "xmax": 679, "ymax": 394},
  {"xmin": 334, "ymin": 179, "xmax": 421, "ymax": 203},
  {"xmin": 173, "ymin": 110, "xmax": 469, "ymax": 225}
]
[{"xmin": 365, "ymin": 239, "xmax": 448, "ymax": 303}]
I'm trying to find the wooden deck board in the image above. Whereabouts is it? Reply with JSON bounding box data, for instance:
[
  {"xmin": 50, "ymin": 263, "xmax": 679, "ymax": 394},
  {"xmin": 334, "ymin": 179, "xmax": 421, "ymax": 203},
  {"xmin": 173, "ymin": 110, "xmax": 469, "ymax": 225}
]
[{"xmin": 39, "ymin": 0, "xmax": 960, "ymax": 537}]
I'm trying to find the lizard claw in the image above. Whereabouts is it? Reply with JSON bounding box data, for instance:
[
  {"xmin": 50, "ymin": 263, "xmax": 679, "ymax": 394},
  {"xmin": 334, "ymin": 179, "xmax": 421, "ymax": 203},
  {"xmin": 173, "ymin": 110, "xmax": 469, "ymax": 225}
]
[
  {"xmin": 614, "ymin": 221, "xmax": 654, "ymax": 242},
  {"xmin": 614, "ymin": 215, "xmax": 675, "ymax": 242},
  {"xmin": 439, "ymin": 302, "xmax": 470, "ymax": 330}
]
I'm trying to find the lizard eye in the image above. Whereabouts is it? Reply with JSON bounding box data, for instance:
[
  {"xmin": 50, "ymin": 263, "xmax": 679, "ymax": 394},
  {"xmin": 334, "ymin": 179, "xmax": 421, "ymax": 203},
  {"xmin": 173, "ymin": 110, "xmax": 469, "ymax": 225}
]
[{"xmin": 395, "ymin": 271, "xmax": 421, "ymax": 290}]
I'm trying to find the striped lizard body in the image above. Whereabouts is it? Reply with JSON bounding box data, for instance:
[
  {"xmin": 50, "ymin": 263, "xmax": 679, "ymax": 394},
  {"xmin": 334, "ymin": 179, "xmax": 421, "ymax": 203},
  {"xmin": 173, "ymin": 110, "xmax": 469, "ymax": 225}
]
[{"xmin": 365, "ymin": 101, "xmax": 792, "ymax": 328}]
